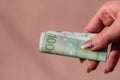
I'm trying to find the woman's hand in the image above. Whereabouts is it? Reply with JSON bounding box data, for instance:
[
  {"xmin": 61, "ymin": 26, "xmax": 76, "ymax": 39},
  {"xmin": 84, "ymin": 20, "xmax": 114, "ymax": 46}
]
[{"xmin": 82, "ymin": 0, "xmax": 120, "ymax": 74}]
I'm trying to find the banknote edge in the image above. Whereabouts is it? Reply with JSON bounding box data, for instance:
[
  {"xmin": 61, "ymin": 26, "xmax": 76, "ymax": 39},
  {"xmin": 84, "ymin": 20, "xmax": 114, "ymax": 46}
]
[{"xmin": 39, "ymin": 32, "xmax": 45, "ymax": 52}]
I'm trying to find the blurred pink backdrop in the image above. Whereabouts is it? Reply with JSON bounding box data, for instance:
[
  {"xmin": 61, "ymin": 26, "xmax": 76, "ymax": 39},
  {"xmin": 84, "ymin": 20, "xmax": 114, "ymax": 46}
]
[{"xmin": 0, "ymin": 0, "xmax": 120, "ymax": 80}]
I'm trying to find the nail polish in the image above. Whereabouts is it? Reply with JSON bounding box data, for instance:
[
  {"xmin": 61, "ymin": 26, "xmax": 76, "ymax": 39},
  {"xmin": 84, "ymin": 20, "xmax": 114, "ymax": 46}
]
[
  {"xmin": 104, "ymin": 70, "xmax": 109, "ymax": 74},
  {"xmin": 80, "ymin": 60, "xmax": 84, "ymax": 63},
  {"xmin": 87, "ymin": 68, "xmax": 92, "ymax": 73},
  {"xmin": 81, "ymin": 41, "xmax": 94, "ymax": 50},
  {"xmin": 79, "ymin": 59, "xmax": 85, "ymax": 63}
]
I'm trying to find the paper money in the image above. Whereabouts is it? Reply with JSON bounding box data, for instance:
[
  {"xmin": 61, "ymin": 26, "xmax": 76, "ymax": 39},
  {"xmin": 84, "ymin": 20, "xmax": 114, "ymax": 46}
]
[{"xmin": 39, "ymin": 31, "xmax": 107, "ymax": 62}]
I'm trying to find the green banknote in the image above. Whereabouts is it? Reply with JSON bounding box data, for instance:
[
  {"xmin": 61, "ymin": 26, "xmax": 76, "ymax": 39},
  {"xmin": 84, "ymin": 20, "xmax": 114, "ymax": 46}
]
[{"xmin": 39, "ymin": 31, "xmax": 107, "ymax": 62}]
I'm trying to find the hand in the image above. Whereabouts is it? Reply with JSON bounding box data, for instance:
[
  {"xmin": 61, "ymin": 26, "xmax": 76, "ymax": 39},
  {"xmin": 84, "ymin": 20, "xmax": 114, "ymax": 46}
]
[{"xmin": 81, "ymin": 0, "xmax": 120, "ymax": 74}]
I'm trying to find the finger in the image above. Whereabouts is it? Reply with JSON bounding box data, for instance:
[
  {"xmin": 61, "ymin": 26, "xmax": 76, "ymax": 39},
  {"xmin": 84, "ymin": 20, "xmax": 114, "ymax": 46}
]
[
  {"xmin": 80, "ymin": 14, "xmax": 103, "ymax": 63},
  {"xmin": 81, "ymin": 15, "xmax": 120, "ymax": 50},
  {"xmin": 104, "ymin": 41, "xmax": 120, "ymax": 74},
  {"xmin": 83, "ymin": 13, "xmax": 103, "ymax": 68},
  {"xmin": 99, "ymin": 10, "xmax": 114, "ymax": 26},
  {"xmin": 87, "ymin": 60, "xmax": 99, "ymax": 73},
  {"xmin": 84, "ymin": 12, "xmax": 104, "ymax": 33}
]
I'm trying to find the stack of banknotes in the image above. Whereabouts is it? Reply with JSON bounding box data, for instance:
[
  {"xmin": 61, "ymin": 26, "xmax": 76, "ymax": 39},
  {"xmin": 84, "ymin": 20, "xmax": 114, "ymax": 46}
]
[{"xmin": 39, "ymin": 31, "xmax": 107, "ymax": 62}]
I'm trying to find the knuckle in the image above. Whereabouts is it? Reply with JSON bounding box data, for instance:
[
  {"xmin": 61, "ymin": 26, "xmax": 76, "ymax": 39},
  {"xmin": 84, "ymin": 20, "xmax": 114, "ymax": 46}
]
[
  {"xmin": 97, "ymin": 34, "xmax": 109, "ymax": 47},
  {"xmin": 99, "ymin": 9, "xmax": 114, "ymax": 26}
]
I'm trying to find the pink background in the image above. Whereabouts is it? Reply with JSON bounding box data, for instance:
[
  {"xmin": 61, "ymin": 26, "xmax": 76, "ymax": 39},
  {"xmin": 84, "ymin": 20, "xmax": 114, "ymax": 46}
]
[{"xmin": 0, "ymin": 0, "xmax": 120, "ymax": 80}]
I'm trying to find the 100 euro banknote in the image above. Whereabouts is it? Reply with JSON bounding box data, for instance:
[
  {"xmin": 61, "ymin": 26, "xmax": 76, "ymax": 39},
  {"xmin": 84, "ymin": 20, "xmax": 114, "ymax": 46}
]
[{"xmin": 39, "ymin": 31, "xmax": 107, "ymax": 62}]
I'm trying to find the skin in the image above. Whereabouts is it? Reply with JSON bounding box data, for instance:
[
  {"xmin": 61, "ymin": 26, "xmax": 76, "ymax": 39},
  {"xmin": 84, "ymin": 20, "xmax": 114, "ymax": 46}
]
[{"xmin": 82, "ymin": 0, "xmax": 120, "ymax": 74}]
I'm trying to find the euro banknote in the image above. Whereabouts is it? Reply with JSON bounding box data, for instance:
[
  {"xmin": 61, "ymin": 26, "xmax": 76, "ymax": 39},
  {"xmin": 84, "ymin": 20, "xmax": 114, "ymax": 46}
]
[{"xmin": 39, "ymin": 31, "xmax": 107, "ymax": 62}]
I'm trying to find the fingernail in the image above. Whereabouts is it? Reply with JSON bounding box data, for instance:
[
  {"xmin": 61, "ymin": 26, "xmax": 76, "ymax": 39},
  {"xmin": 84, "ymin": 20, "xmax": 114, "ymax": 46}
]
[
  {"xmin": 104, "ymin": 69, "xmax": 109, "ymax": 74},
  {"xmin": 87, "ymin": 68, "xmax": 92, "ymax": 73},
  {"xmin": 81, "ymin": 41, "xmax": 94, "ymax": 50},
  {"xmin": 79, "ymin": 59, "xmax": 85, "ymax": 63},
  {"xmin": 80, "ymin": 60, "xmax": 84, "ymax": 63}
]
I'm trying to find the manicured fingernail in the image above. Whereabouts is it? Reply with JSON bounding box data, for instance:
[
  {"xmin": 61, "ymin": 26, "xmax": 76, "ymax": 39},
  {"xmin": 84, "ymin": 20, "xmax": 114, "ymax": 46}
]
[
  {"xmin": 79, "ymin": 59, "xmax": 85, "ymax": 63},
  {"xmin": 80, "ymin": 60, "xmax": 84, "ymax": 63},
  {"xmin": 104, "ymin": 69, "xmax": 109, "ymax": 74},
  {"xmin": 81, "ymin": 41, "xmax": 94, "ymax": 50},
  {"xmin": 87, "ymin": 68, "xmax": 92, "ymax": 73}
]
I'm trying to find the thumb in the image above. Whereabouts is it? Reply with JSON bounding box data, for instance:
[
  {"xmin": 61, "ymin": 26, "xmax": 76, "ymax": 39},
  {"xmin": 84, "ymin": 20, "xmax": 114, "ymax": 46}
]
[{"xmin": 81, "ymin": 16, "xmax": 120, "ymax": 50}]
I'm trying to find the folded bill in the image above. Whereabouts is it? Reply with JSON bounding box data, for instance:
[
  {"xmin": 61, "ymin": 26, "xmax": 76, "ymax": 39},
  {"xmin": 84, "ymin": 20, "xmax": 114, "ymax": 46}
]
[{"xmin": 39, "ymin": 31, "xmax": 107, "ymax": 62}]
